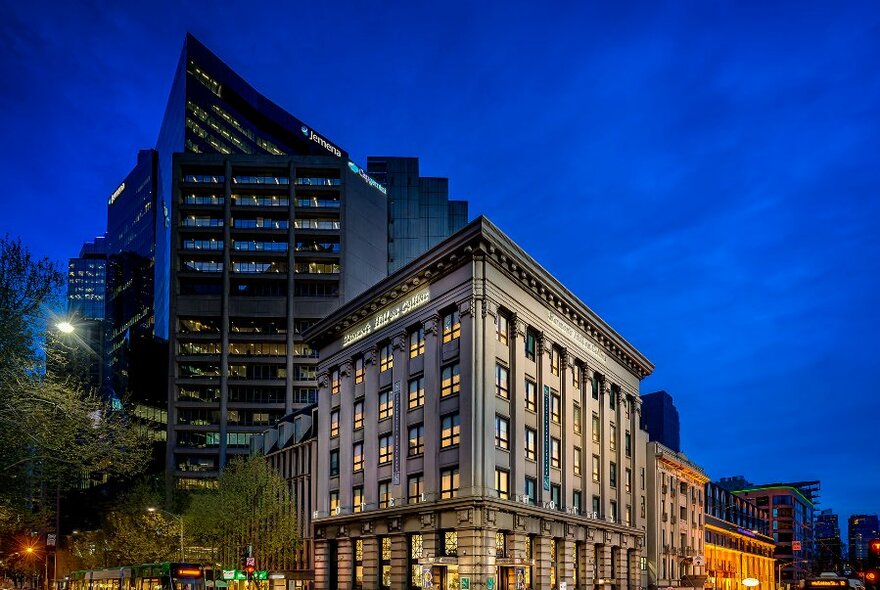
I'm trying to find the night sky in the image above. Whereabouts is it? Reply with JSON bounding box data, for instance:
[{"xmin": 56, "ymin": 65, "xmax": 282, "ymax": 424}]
[{"xmin": 2, "ymin": 1, "xmax": 878, "ymax": 537}]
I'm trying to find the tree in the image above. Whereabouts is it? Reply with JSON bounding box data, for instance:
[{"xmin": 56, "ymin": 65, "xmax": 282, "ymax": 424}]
[
  {"xmin": 186, "ymin": 456, "xmax": 298, "ymax": 570},
  {"xmin": 0, "ymin": 236, "xmax": 152, "ymax": 533}
]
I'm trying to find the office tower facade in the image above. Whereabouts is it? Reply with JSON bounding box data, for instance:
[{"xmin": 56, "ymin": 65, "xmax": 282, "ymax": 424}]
[
  {"xmin": 645, "ymin": 442, "xmax": 709, "ymax": 590},
  {"xmin": 640, "ymin": 390, "xmax": 681, "ymax": 452},
  {"xmin": 366, "ymin": 157, "xmax": 468, "ymax": 273},
  {"xmin": 168, "ymin": 153, "xmax": 387, "ymax": 487},
  {"xmin": 721, "ymin": 478, "xmax": 819, "ymax": 586},
  {"xmin": 815, "ymin": 509, "xmax": 842, "ymax": 573},
  {"xmin": 67, "ymin": 237, "xmax": 107, "ymax": 321},
  {"xmin": 849, "ymin": 515, "xmax": 879, "ymax": 569},
  {"xmin": 308, "ymin": 217, "xmax": 653, "ymax": 590},
  {"xmin": 704, "ymin": 482, "xmax": 775, "ymax": 590}
]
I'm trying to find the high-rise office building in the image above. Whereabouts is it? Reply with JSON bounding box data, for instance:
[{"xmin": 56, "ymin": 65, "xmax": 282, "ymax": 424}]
[
  {"xmin": 366, "ymin": 156, "xmax": 468, "ymax": 273},
  {"xmin": 67, "ymin": 237, "xmax": 107, "ymax": 321},
  {"xmin": 168, "ymin": 153, "xmax": 387, "ymax": 486},
  {"xmin": 63, "ymin": 237, "xmax": 108, "ymax": 391},
  {"xmin": 849, "ymin": 514, "xmax": 879, "ymax": 569},
  {"xmin": 815, "ymin": 509, "xmax": 842, "ymax": 573},
  {"xmin": 641, "ymin": 390, "xmax": 681, "ymax": 452}
]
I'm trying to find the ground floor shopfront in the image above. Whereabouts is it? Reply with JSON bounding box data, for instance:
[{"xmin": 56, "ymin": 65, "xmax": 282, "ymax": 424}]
[{"xmin": 313, "ymin": 501, "xmax": 646, "ymax": 590}]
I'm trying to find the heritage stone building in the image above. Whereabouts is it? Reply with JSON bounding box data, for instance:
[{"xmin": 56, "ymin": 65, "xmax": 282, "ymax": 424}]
[{"xmin": 306, "ymin": 217, "xmax": 654, "ymax": 590}]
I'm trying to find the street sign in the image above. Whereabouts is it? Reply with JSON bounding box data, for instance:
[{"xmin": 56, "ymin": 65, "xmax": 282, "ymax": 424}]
[
  {"xmin": 46, "ymin": 534, "xmax": 56, "ymax": 547},
  {"xmin": 460, "ymin": 577, "xmax": 470, "ymax": 590},
  {"xmin": 793, "ymin": 541, "xmax": 802, "ymax": 551},
  {"xmin": 245, "ymin": 557, "xmax": 255, "ymax": 567}
]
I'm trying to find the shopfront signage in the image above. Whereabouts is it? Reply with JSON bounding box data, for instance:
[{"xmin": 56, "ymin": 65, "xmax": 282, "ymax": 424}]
[
  {"xmin": 342, "ymin": 289, "xmax": 431, "ymax": 347},
  {"xmin": 805, "ymin": 580, "xmax": 847, "ymax": 588},
  {"xmin": 547, "ymin": 311, "xmax": 607, "ymax": 364},
  {"xmin": 301, "ymin": 126, "xmax": 342, "ymax": 158}
]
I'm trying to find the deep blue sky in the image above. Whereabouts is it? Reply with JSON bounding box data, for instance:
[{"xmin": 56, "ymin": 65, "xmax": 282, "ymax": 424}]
[{"xmin": 2, "ymin": 1, "xmax": 878, "ymax": 536}]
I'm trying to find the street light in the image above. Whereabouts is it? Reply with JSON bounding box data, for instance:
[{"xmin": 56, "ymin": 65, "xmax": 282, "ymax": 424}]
[
  {"xmin": 777, "ymin": 559, "xmax": 810, "ymax": 590},
  {"xmin": 147, "ymin": 507, "xmax": 185, "ymax": 562},
  {"xmin": 56, "ymin": 322, "xmax": 75, "ymax": 334}
]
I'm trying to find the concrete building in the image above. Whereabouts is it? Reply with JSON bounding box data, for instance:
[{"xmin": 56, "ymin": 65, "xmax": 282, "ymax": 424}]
[
  {"xmin": 849, "ymin": 515, "xmax": 879, "ymax": 570},
  {"xmin": 640, "ymin": 391, "xmax": 681, "ymax": 453},
  {"xmin": 168, "ymin": 153, "xmax": 387, "ymax": 487},
  {"xmin": 704, "ymin": 482, "xmax": 775, "ymax": 590},
  {"xmin": 306, "ymin": 217, "xmax": 654, "ymax": 590},
  {"xmin": 645, "ymin": 442, "xmax": 709, "ymax": 590}
]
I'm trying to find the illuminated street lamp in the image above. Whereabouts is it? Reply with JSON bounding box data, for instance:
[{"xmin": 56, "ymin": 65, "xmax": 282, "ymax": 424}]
[
  {"xmin": 744, "ymin": 577, "xmax": 760, "ymax": 589},
  {"xmin": 56, "ymin": 321, "xmax": 75, "ymax": 334},
  {"xmin": 147, "ymin": 507, "xmax": 185, "ymax": 561}
]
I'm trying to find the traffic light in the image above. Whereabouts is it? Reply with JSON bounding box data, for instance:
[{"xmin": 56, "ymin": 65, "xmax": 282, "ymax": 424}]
[
  {"xmin": 244, "ymin": 566, "xmax": 255, "ymax": 576},
  {"xmin": 867, "ymin": 539, "xmax": 880, "ymax": 590}
]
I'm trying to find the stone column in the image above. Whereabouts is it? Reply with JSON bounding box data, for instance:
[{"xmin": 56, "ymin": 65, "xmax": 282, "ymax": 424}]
[
  {"xmin": 336, "ymin": 536, "xmax": 353, "ymax": 590},
  {"xmin": 389, "ymin": 534, "xmax": 408, "ymax": 589},
  {"xmin": 534, "ymin": 535, "xmax": 552, "ymax": 590},
  {"xmin": 361, "ymin": 536, "xmax": 379, "ymax": 590}
]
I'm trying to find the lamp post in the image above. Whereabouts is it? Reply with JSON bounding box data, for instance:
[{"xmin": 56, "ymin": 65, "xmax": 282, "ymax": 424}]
[
  {"xmin": 147, "ymin": 507, "xmax": 185, "ymax": 562},
  {"xmin": 776, "ymin": 559, "xmax": 809, "ymax": 590}
]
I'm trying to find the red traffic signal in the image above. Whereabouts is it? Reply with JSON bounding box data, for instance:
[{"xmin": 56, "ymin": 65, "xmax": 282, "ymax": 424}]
[
  {"xmin": 870, "ymin": 539, "xmax": 880, "ymax": 555},
  {"xmin": 244, "ymin": 566, "xmax": 255, "ymax": 575},
  {"xmin": 865, "ymin": 570, "xmax": 879, "ymax": 584}
]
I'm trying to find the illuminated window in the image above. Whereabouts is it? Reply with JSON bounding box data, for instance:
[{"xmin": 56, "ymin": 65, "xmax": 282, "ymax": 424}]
[
  {"xmin": 329, "ymin": 490, "xmax": 339, "ymax": 513},
  {"xmin": 409, "ymin": 326, "xmax": 425, "ymax": 358},
  {"xmin": 496, "ymin": 531, "xmax": 507, "ymax": 558},
  {"xmin": 379, "ymin": 342, "xmax": 393, "ymax": 372},
  {"xmin": 610, "ymin": 423, "xmax": 617, "ymax": 451},
  {"xmin": 442, "ymin": 530, "xmax": 458, "ymax": 556},
  {"xmin": 330, "ymin": 369, "xmax": 340, "ymax": 395},
  {"xmin": 524, "ymin": 427, "xmax": 537, "ymax": 460},
  {"xmin": 408, "ymin": 474, "xmax": 424, "ymax": 504},
  {"xmin": 573, "ymin": 365, "xmax": 580, "ymax": 388},
  {"xmin": 441, "ymin": 414, "xmax": 460, "ymax": 447},
  {"xmin": 495, "ymin": 468, "xmax": 510, "ymax": 499},
  {"xmin": 550, "ymin": 346, "xmax": 560, "ymax": 375},
  {"xmin": 330, "ymin": 410, "xmax": 339, "ymax": 438},
  {"xmin": 379, "ymin": 434, "xmax": 393, "ymax": 465},
  {"xmin": 442, "ymin": 309, "xmax": 460, "ymax": 342},
  {"xmin": 353, "ymin": 487, "xmax": 364, "ymax": 513},
  {"xmin": 550, "ymin": 538, "xmax": 558, "ymax": 588},
  {"xmin": 353, "ymin": 400, "xmax": 364, "ymax": 430},
  {"xmin": 574, "ymin": 447, "xmax": 582, "ymax": 475},
  {"xmin": 378, "ymin": 480, "xmax": 391, "ymax": 509},
  {"xmin": 440, "ymin": 467, "xmax": 459, "ymax": 499},
  {"xmin": 592, "ymin": 413, "xmax": 600, "ymax": 443},
  {"xmin": 441, "ymin": 363, "xmax": 460, "ymax": 397},
  {"xmin": 592, "ymin": 455, "xmax": 600, "ymax": 482},
  {"xmin": 409, "ymin": 534, "xmax": 423, "ymax": 588},
  {"xmin": 408, "ymin": 377, "xmax": 424, "ymax": 409},
  {"xmin": 495, "ymin": 364, "xmax": 509, "ymax": 399},
  {"xmin": 355, "ymin": 539, "xmax": 364, "ymax": 588},
  {"xmin": 378, "ymin": 388, "xmax": 393, "ymax": 420},
  {"xmin": 494, "ymin": 415, "xmax": 510, "ymax": 450},
  {"xmin": 496, "ymin": 312, "xmax": 509, "ymax": 345},
  {"xmin": 353, "ymin": 442, "xmax": 364, "ymax": 472},
  {"xmin": 408, "ymin": 424, "xmax": 424, "ymax": 456},
  {"xmin": 551, "ymin": 437, "xmax": 561, "ymax": 468},
  {"xmin": 550, "ymin": 391, "xmax": 561, "ymax": 423},
  {"xmin": 626, "ymin": 468, "xmax": 632, "ymax": 493},
  {"xmin": 525, "ymin": 379, "xmax": 537, "ymax": 411},
  {"xmin": 354, "ymin": 357, "xmax": 365, "ymax": 383},
  {"xmin": 573, "ymin": 403, "xmax": 582, "ymax": 434}
]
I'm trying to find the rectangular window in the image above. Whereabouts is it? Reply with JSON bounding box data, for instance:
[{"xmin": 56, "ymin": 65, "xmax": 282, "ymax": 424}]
[
  {"xmin": 408, "ymin": 474, "xmax": 424, "ymax": 504},
  {"xmin": 524, "ymin": 427, "xmax": 537, "ymax": 460},
  {"xmin": 550, "ymin": 346, "xmax": 559, "ymax": 375},
  {"xmin": 354, "ymin": 357, "xmax": 364, "ymax": 383},
  {"xmin": 353, "ymin": 486, "xmax": 364, "ymax": 513},
  {"xmin": 441, "ymin": 363, "xmax": 460, "ymax": 397},
  {"xmin": 378, "ymin": 388, "xmax": 393, "ymax": 420},
  {"xmin": 379, "ymin": 434, "xmax": 393, "ymax": 464},
  {"xmin": 409, "ymin": 326, "xmax": 425, "ymax": 358},
  {"xmin": 353, "ymin": 400, "xmax": 364, "ymax": 430},
  {"xmin": 609, "ymin": 385, "xmax": 617, "ymax": 410},
  {"xmin": 626, "ymin": 468, "xmax": 632, "ymax": 493},
  {"xmin": 641, "ymin": 467, "xmax": 646, "ymax": 490},
  {"xmin": 551, "ymin": 484, "xmax": 562, "ymax": 510},
  {"xmin": 525, "ymin": 330, "xmax": 536, "ymax": 360},
  {"xmin": 379, "ymin": 480, "xmax": 391, "ymax": 509},
  {"xmin": 525, "ymin": 477, "xmax": 537, "ymax": 505},
  {"xmin": 573, "ymin": 490, "xmax": 582, "ymax": 513},
  {"xmin": 330, "ymin": 490, "xmax": 339, "ymax": 513},
  {"xmin": 496, "ymin": 313, "xmax": 509, "ymax": 345},
  {"xmin": 524, "ymin": 378, "xmax": 537, "ymax": 411},
  {"xmin": 551, "ymin": 437, "xmax": 561, "ymax": 468},
  {"xmin": 330, "ymin": 369, "xmax": 340, "ymax": 395},
  {"xmin": 610, "ymin": 500, "xmax": 618, "ymax": 522},
  {"xmin": 330, "ymin": 410, "xmax": 340, "ymax": 437},
  {"xmin": 592, "ymin": 495, "xmax": 601, "ymax": 516},
  {"xmin": 641, "ymin": 495, "xmax": 646, "ymax": 518},
  {"xmin": 442, "ymin": 309, "xmax": 460, "ymax": 342},
  {"xmin": 495, "ymin": 468, "xmax": 510, "ymax": 499},
  {"xmin": 592, "ymin": 454, "xmax": 600, "ymax": 482},
  {"xmin": 610, "ymin": 423, "xmax": 617, "ymax": 451},
  {"xmin": 330, "ymin": 449, "xmax": 339, "ymax": 477},
  {"xmin": 408, "ymin": 424, "xmax": 424, "ymax": 456},
  {"xmin": 441, "ymin": 414, "xmax": 461, "ymax": 447},
  {"xmin": 442, "ymin": 530, "xmax": 458, "ymax": 557},
  {"xmin": 592, "ymin": 374, "xmax": 600, "ymax": 400},
  {"xmin": 610, "ymin": 462, "xmax": 618, "ymax": 487},
  {"xmin": 625, "ymin": 430, "xmax": 631, "ymax": 456},
  {"xmin": 353, "ymin": 442, "xmax": 364, "ymax": 472},
  {"xmin": 592, "ymin": 413, "xmax": 600, "ymax": 442},
  {"xmin": 379, "ymin": 342, "xmax": 393, "ymax": 372},
  {"xmin": 495, "ymin": 364, "xmax": 509, "ymax": 399},
  {"xmin": 573, "ymin": 403, "xmax": 582, "ymax": 434},
  {"xmin": 550, "ymin": 391, "xmax": 561, "ymax": 423},
  {"xmin": 441, "ymin": 467, "xmax": 459, "ymax": 499},
  {"xmin": 408, "ymin": 377, "xmax": 424, "ymax": 409},
  {"xmin": 573, "ymin": 365, "xmax": 580, "ymax": 388},
  {"xmin": 573, "ymin": 447, "xmax": 582, "ymax": 475},
  {"xmin": 495, "ymin": 415, "xmax": 510, "ymax": 450}
]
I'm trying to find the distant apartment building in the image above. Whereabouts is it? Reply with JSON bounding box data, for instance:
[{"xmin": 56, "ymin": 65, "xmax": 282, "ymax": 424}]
[
  {"xmin": 640, "ymin": 390, "xmax": 681, "ymax": 453},
  {"xmin": 308, "ymin": 217, "xmax": 653, "ymax": 590},
  {"xmin": 849, "ymin": 515, "xmax": 879, "ymax": 569},
  {"xmin": 815, "ymin": 509, "xmax": 842, "ymax": 573},
  {"xmin": 645, "ymin": 442, "xmax": 709, "ymax": 590},
  {"xmin": 705, "ymin": 482, "xmax": 775, "ymax": 590}
]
